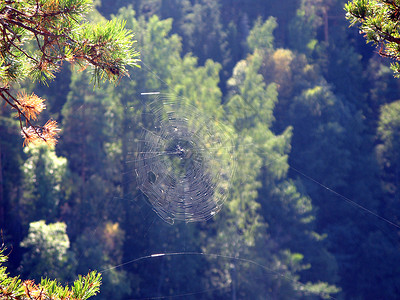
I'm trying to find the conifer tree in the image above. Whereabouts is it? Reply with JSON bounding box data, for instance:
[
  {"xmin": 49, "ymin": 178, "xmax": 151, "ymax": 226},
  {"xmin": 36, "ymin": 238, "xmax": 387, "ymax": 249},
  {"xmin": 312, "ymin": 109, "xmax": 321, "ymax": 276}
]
[
  {"xmin": 20, "ymin": 144, "xmax": 68, "ymax": 226},
  {"xmin": 0, "ymin": 0, "xmax": 139, "ymax": 146}
]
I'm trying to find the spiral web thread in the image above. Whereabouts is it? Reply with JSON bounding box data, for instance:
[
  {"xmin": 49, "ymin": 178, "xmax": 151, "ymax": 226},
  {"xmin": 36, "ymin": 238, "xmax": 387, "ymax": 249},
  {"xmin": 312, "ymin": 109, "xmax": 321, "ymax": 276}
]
[{"xmin": 134, "ymin": 94, "xmax": 236, "ymax": 224}]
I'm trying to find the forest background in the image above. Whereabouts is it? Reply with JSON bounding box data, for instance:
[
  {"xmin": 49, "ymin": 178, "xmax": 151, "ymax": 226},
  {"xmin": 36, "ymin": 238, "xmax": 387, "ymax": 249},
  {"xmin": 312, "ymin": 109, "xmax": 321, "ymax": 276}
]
[{"xmin": 1, "ymin": 0, "xmax": 400, "ymax": 299}]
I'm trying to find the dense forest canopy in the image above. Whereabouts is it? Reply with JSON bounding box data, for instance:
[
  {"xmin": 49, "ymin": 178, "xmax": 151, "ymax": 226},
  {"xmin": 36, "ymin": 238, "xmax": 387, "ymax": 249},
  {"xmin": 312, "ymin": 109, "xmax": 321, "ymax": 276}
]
[{"xmin": 1, "ymin": 0, "xmax": 400, "ymax": 299}]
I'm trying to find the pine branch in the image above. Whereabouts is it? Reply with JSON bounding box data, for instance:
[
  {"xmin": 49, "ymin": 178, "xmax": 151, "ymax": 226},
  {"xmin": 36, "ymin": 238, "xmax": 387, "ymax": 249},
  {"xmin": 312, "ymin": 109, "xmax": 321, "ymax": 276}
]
[
  {"xmin": 0, "ymin": 0, "xmax": 140, "ymax": 147},
  {"xmin": 0, "ymin": 248, "xmax": 102, "ymax": 300},
  {"xmin": 346, "ymin": 0, "xmax": 400, "ymax": 76}
]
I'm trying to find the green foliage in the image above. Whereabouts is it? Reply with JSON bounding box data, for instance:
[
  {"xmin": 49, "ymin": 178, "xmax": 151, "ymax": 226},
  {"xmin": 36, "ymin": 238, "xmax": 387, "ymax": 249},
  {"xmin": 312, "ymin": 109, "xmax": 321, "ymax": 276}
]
[
  {"xmin": 2, "ymin": 1, "xmax": 400, "ymax": 299},
  {"xmin": 1, "ymin": 0, "xmax": 139, "ymax": 86},
  {"xmin": 168, "ymin": 56, "xmax": 223, "ymax": 116},
  {"xmin": 115, "ymin": 7, "xmax": 181, "ymax": 91},
  {"xmin": 73, "ymin": 224, "xmax": 131, "ymax": 300},
  {"xmin": 345, "ymin": 0, "xmax": 400, "ymax": 76},
  {"xmin": 0, "ymin": 247, "xmax": 101, "ymax": 300},
  {"xmin": 288, "ymin": 0, "xmax": 326, "ymax": 54},
  {"xmin": 162, "ymin": 0, "xmax": 229, "ymax": 67},
  {"xmin": 76, "ymin": 18, "xmax": 140, "ymax": 85},
  {"xmin": 0, "ymin": 252, "xmax": 25, "ymax": 298},
  {"xmin": 72, "ymin": 271, "xmax": 102, "ymax": 300},
  {"xmin": 354, "ymin": 231, "xmax": 400, "ymax": 299},
  {"xmin": 20, "ymin": 144, "xmax": 68, "ymax": 225},
  {"xmin": 376, "ymin": 100, "xmax": 400, "ymax": 216},
  {"xmin": 218, "ymin": 39, "xmax": 339, "ymax": 298},
  {"xmin": 0, "ymin": 0, "xmax": 140, "ymax": 146},
  {"xmin": 0, "ymin": 104, "xmax": 23, "ymax": 231},
  {"xmin": 56, "ymin": 66, "xmax": 124, "ymax": 239},
  {"xmin": 247, "ymin": 17, "xmax": 277, "ymax": 52},
  {"xmin": 378, "ymin": 100, "xmax": 400, "ymax": 148},
  {"xmin": 20, "ymin": 221, "xmax": 77, "ymax": 282}
]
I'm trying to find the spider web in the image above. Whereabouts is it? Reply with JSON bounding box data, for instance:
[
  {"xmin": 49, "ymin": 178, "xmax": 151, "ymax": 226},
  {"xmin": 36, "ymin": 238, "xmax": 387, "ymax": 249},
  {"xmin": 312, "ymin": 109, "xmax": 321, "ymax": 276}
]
[
  {"xmin": 134, "ymin": 94, "xmax": 236, "ymax": 224},
  {"xmin": 65, "ymin": 61, "xmax": 400, "ymax": 300}
]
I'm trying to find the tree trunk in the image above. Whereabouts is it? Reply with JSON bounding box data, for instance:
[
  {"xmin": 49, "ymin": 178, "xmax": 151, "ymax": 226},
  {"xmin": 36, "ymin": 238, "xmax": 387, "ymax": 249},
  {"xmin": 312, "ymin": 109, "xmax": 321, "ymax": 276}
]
[
  {"xmin": 323, "ymin": 9, "xmax": 329, "ymax": 44},
  {"xmin": 231, "ymin": 262, "xmax": 237, "ymax": 300}
]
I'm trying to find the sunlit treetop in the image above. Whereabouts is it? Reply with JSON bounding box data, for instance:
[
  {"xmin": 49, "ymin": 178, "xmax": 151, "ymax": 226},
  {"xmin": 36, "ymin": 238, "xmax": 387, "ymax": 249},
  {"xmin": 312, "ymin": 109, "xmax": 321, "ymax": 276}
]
[
  {"xmin": 345, "ymin": 0, "xmax": 400, "ymax": 77},
  {"xmin": 0, "ymin": 0, "xmax": 140, "ymax": 146}
]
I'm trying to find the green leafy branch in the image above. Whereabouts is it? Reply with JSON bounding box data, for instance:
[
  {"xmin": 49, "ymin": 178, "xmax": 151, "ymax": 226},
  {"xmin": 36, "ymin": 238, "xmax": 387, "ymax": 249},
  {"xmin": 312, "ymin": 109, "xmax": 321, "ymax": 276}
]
[
  {"xmin": 345, "ymin": 0, "xmax": 400, "ymax": 76},
  {"xmin": 0, "ymin": 248, "xmax": 101, "ymax": 300},
  {"xmin": 0, "ymin": 0, "xmax": 140, "ymax": 146}
]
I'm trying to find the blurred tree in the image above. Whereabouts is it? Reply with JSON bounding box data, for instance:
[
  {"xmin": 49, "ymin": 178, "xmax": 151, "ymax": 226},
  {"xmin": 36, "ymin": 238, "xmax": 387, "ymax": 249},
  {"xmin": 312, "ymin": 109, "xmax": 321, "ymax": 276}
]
[
  {"xmin": 0, "ymin": 0, "xmax": 139, "ymax": 146},
  {"xmin": 354, "ymin": 230, "xmax": 400, "ymax": 298},
  {"xmin": 288, "ymin": 0, "xmax": 327, "ymax": 55},
  {"xmin": 321, "ymin": 24, "xmax": 366, "ymax": 109},
  {"xmin": 288, "ymin": 0, "xmax": 368, "ymax": 114},
  {"xmin": 177, "ymin": 0, "xmax": 228, "ymax": 65},
  {"xmin": 0, "ymin": 104, "xmax": 24, "ymax": 269},
  {"xmin": 365, "ymin": 56, "xmax": 400, "ymax": 125},
  {"xmin": 114, "ymin": 8, "xmax": 228, "ymax": 298},
  {"xmin": 20, "ymin": 144, "xmax": 68, "ymax": 226},
  {"xmin": 377, "ymin": 100, "xmax": 400, "ymax": 222},
  {"xmin": 58, "ymin": 70, "xmax": 118, "ymax": 237},
  {"xmin": 56, "ymin": 77, "xmax": 122, "ymax": 295},
  {"xmin": 73, "ymin": 222, "xmax": 131, "ymax": 300},
  {"xmin": 20, "ymin": 220, "xmax": 77, "ymax": 282},
  {"xmin": 263, "ymin": 19, "xmax": 385, "ymax": 297},
  {"xmin": 57, "ymin": 6, "xmax": 133, "ymax": 231},
  {"xmin": 285, "ymin": 81, "xmax": 383, "ymax": 297},
  {"xmin": 149, "ymin": 55, "xmax": 226, "ymax": 300},
  {"xmin": 160, "ymin": 0, "xmax": 232, "ymax": 89},
  {"xmin": 215, "ymin": 47, "xmax": 339, "ymax": 298},
  {"xmin": 219, "ymin": 0, "xmax": 298, "ymax": 45},
  {"xmin": 247, "ymin": 17, "xmax": 278, "ymax": 53},
  {"xmin": 233, "ymin": 17, "xmax": 343, "ymax": 297},
  {"xmin": 167, "ymin": 56, "xmax": 223, "ymax": 115},
  {"xmin": 109, "ymin": 10, "xmax": 185, "ymax": 298},
  {"xmin": 132, "ymin": 13, "xmax": 181, "ymax": 89}
]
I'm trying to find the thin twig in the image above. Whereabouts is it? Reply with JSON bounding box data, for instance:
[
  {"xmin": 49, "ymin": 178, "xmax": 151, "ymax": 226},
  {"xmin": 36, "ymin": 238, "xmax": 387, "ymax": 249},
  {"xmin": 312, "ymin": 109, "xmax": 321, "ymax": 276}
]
[
  {"xmin": 2, "ymin": 24, "xmax": 38, "ymax": 62},
  {"xmin": 0, "ymin": 90, "xmax": 47, "ymax": 142}
]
